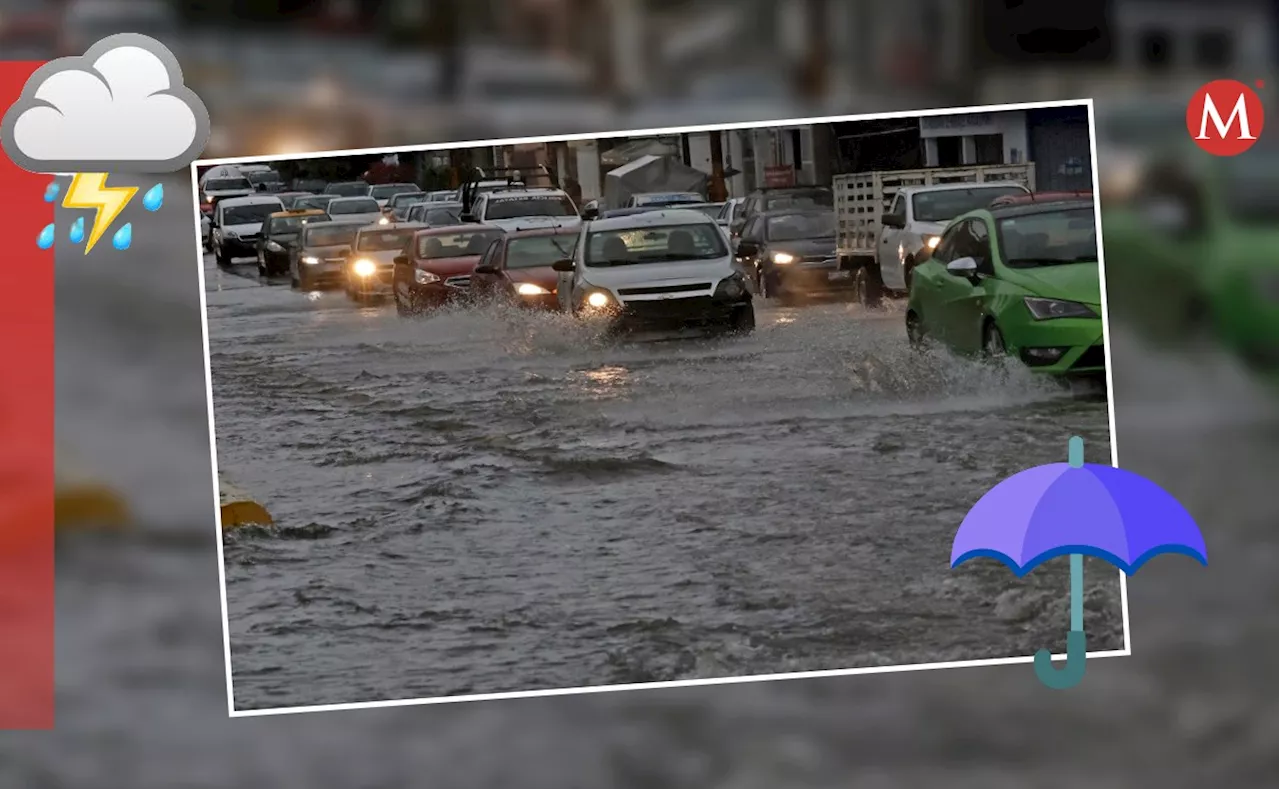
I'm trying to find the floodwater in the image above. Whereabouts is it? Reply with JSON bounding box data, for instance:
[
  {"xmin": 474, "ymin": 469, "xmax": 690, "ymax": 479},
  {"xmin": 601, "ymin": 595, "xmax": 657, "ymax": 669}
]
[{"xmin": 204, "ymin": 258, "xmax": 1123, "ymax": 711}]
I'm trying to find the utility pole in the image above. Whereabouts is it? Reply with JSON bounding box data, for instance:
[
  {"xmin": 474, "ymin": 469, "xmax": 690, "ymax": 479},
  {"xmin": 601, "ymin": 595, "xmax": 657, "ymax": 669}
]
[
  {"xmin": 707, "ymin": 131, "xmax": 727, "ymax": 202},
  {"xmin": 796, "ymin": 0, "xmax": 829, "ymax": 103}
]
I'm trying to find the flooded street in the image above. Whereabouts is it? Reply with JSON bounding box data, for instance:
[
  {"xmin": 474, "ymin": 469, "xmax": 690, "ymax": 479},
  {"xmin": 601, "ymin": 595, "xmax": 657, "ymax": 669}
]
[{"xmin": 205, "ymin": 259, "xmax": 1123, "ymax": 711}]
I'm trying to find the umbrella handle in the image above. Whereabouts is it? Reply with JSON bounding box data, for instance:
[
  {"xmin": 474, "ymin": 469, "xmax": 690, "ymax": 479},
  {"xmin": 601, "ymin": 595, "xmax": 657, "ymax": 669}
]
[{"xmin": 1034, "ymin": 630, "xmax": 1087, "ymax": 689}]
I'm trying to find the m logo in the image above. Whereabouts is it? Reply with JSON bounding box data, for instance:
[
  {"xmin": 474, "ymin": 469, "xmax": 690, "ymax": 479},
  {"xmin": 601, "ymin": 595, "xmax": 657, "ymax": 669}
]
[{"xmin": 1187, "ymin": 80, "xmax": 1265, "ymax": 156}]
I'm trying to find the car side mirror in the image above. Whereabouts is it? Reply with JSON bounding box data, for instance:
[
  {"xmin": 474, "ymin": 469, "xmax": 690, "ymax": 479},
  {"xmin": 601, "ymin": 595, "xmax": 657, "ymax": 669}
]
[
  {"xmin": 551, "ymin": 258, "xmax": 574, "ymax": 272},
  {"xmin": 736, "ymin": 241, "xmax": 757, "ymax": 257},
  {"xmin": 881, "ymin": 212, "xmax": 905, "ymax": 229},
  {"xmin": 459, "ymin": 212, "xmax": 477, "ymax": 223},
  {"xmin": 581, "ymin": 206, "xmax": 599, "ymax": 220},
  {"xmin": 473, "ymin": 264, "xmax": 499, "ymax": 275},
  {"xmin": 393, "ymin": 254, "xmax": 408, "ymax": 266},
  {"xmin": 945, "ymin": 257, "xmax": 979, "ymax": 278}
]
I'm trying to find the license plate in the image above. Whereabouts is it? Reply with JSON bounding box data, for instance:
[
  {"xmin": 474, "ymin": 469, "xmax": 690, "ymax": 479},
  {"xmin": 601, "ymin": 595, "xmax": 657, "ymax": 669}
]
[{"xmin": 828, "ymin": 270, "xmax": 851, "ymax": 281}]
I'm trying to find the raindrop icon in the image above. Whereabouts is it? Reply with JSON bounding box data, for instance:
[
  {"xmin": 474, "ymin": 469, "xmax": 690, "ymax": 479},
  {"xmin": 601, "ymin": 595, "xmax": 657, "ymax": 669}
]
[
  {"xmin": 142, "ymin": 183, "xmax": 164, "ymax": 211},
  {"xmin": 37, "ymin": 223, "xmax": 55, "ymax": 250},
  {"xmin": 69, "ymin": 216, "xmax": 85, "ymax": 244},
  {"xmin": 111, "ymin": 223, "xmax": 133, "ymax": 251},
  {"xmin": 44, "ymin": 181, "xmax": 60, "ymax": 202}
]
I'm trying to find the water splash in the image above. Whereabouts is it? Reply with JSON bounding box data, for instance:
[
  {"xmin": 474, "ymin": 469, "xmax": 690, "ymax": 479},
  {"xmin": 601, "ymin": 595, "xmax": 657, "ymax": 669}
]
[
  {"xmin": 111, "ymin": 223, "xmax": 133, "ymax": 251},
  {"xmin": 69, "ymin": 216, "xmax": 85, "ymax": 244},
  {"xmin": 142, "ymin": 183, "xmax": 164, "ymax": 211},
  {"xmin": 43, "ymin": 181, "xmax": 60, "ymax": 202},
  {"xmin": 37, "ymin": 223, "xmax": 55, "ymax": 250}
]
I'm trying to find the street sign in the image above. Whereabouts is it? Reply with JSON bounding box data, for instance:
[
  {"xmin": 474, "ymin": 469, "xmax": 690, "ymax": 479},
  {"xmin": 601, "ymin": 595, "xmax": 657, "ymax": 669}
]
[{"xmin": 763, "ymin": 165, "xmax": 795, "ymax": 187}]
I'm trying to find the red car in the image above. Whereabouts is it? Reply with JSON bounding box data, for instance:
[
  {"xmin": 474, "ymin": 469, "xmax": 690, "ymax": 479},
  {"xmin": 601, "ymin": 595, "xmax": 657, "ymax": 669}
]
[
  {"xmin": 392, "ymin": 224, "xmax": 506, "ymax": 316},
  {"xmin": 468, "ymin": 227, "xmax": 579, "ymax": 311}
]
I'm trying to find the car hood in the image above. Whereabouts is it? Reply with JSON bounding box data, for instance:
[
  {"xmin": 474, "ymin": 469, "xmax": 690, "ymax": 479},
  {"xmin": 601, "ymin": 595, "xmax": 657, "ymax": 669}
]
[
  {"xmin": 1001, "ymin": 261, "xmax": 1102, "ymax": 304},
  {"xmin": 330, "ymin": 212, "xmax": 383, "ymax": 224},
  {"xmin": 581, "ymin": 257, "xmax": 737, "ymax": 288},
  {"xmin": 224, "ymin": 222, "xmax": 264, "ymax": 236},
  {"xmin": 418, "ymin": 255, "xmax": 482, "ymax": 276},
  {"xmin": 490, "ymin": 216, "xmax": 582, "ymax": 232},
  {"xmin": 767, "ymin": 237, "xmax": 837, "ymax": 258},
  {"xmin": 506, "ymin": 267, "xmax": 558, "ymax": 289},
  {"xmin": 908, "ymin": 220, "xmax": 948, "ymax": 236},
  {"xmin": 353, "ymin": 249, "xmax": 400, "ymax": 264}
]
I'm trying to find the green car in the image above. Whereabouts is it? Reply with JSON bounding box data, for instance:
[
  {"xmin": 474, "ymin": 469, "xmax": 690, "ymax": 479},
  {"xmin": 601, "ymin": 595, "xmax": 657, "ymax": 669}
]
[
  {"xmin": 1101, "ymin": 142, "xmax": 1277, "ymax": 375},
  {"xmin": 905, "ymin": 197, "xmax": 1104, "ymax": 377}
]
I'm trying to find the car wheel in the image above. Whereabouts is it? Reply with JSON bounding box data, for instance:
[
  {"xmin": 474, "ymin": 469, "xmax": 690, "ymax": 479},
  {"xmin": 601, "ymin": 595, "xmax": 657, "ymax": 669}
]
[
  {"xmin": 756, "ymin": 269, "xmax": 770, "ymax": 299},
  {"xmin": 394, "ymin": 286, "xmax": 413, "ymax": 316},
  {"xmin": 983, "ymin": 320, "xmax": 1007, "ymax": 358},
  {"xmin": 215, "ymin": 247, "xmax": 228, "ymax": 268},
  {"xmin": 906, "ymin": 310, "xmax": 926, "ymax": 348},
  {"xmin": 853, "ymin": 262, "xmax": 883, "ymax": 308},
  {"xmin": 903, "ymin": 255, "xmax": 917, "ymax": 292},
  {"xmin": 728, "ymin": 302, "xmax": 755, "ymax": 334}
]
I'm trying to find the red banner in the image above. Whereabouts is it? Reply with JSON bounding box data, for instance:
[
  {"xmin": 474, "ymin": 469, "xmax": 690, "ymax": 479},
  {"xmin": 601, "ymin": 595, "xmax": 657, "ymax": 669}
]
[
  {"xmin": 763, "ymin": 165, "xmax": 795, "ymax": 187},
  {"xmin": 0, "ymin": 60, "xmax": 55, "ymax": 729}
]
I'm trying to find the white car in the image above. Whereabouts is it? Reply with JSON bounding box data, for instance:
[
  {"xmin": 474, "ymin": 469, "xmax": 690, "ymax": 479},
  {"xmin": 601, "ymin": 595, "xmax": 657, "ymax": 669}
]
[
  {"xmin": 366, "ymin": 182, "xmax": 421, "ymax": 209},
  {"xmin": 876, "ymin": 182, "xmax": 1030, "ymax": 293},
  {"xmin": 553, "ymin": 209, "xmax": 754, "ymax": 334},
  {"xmin": 325, "ymin": 196, "xmax": 386, "ymax": 226},
  {"xmin": 470, "ymin": 188, "xmax": 582, "ymax": 233},
  {"xmin": 210, "ymin": 195, "xmax": 284, "ymax": 267}
]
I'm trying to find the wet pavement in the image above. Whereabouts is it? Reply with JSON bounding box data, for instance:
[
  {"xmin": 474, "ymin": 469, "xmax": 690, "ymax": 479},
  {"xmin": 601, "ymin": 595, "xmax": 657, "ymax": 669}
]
[{"xmin": 204, "ymin": 257, "xmax": 1123, "ymax": 711}]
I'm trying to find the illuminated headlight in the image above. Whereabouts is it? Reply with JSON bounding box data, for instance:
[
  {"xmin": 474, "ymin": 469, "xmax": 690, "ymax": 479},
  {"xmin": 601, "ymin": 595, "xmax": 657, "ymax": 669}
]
[
  {"xmin": 585, "ymin": 290, "xmax": 614, "ymax": 309},
  {"xmin": 352, "ymin": 259, "xmax": 377, "ymax": 277},
  {"xmin": 516, "ymin": 282, "xmax": 550, "ymax": 296},
  {"xmin": 772, "ymin": 252, "xmax": 795, "ymax": 264},
  {"xmin": 1023, "ymin": 297, "xmax": 1098, "ymax": 321},
  {"xmin": 266, "ymin": 241, "xmax": 284, "ymax": 252},
  {"xmin": 302, "ymin": 255, "xmax": 320, "ymax": 266},
  {"xmin": 414, "ymin": 269, "xmax": 441, "ymax": 285},
  {"xmin": 378, "ymin": 216, "xmax": 391, "ymax": 225},
  {"xmin": 924, "ymin": 236, "xmax": 940, "ymax": 249}
]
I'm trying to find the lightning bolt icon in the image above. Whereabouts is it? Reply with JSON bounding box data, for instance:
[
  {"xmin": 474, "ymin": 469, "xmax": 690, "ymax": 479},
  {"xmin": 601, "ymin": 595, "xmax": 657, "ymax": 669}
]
[{"xmin": 62, "ymin": 173, "xmax": 138, "ymax": 254}]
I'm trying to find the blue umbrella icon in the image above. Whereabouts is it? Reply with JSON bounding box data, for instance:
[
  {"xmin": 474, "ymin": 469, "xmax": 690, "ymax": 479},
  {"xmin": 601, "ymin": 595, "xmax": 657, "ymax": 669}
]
[{"xmin": 951, "ymin": 436, "xmax": 1207, "ymax": 689}]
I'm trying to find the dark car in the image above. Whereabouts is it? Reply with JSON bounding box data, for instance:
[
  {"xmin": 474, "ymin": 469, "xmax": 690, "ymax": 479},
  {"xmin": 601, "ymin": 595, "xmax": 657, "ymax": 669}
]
[
  {"xmin": 392, "ymin": 225, "xmax": 506, "ymax": 315},
  {"xmin": 291, "ymin": 178, "xmax": 328, "ymax": 193},
  {"xmin": 386, "ymin": 190, "xmax": 428, "ymax": 220},
  {"xmin": 734, "ymin": 209, "xmax": 844, "ymax": 302},
  {"xmin": 256, "ymin": 209, "xmax": 329, "ymax": 277},
  {"xmin": 246, "ymin": 169, "xmax": 286, "ymax": 192},
  {"xmin": 406, "ymin": 202, "xmax": 463, "ymax": 226},
  {"xmin": 733, "ymin": 186, "xmax": 834, "ymax": 238},
  {"xmin": 288, "ymin": 219, "xmax": 366, "ymax": 291},
  {"xmin": 324, "ymin": 180, "xmax": 370, "ymax": 197},
  {"xmin": 469, "ymin": 227, "xmax": 578, "ymax": 310},
  {"xmin": 292, "ymin": 194, "xmax": 336, "ymax": 212}
]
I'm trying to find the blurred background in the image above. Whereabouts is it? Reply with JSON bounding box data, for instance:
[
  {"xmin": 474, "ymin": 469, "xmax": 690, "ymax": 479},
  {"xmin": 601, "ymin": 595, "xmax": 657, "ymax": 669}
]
[{"xmin": 2, "ymin": 0, "xmax": 1276, "ymax": 786}]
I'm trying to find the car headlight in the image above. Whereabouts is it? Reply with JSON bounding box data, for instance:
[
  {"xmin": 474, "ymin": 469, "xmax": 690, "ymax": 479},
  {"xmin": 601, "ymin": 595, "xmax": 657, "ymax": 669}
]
[
  {"xmin": 1023, "ymin": 297, "xmax": 1098, "ymax": 321},
  {"xmin": 352, "ymin": 259, "xmax": 377, "ymax": 277},
  {"xmin": 924, "ymin": 235, "xmax": 940, "ymax": 249},
  {"xmin": 772, "ymin": 252, "xmax": 795, "ymax": 264},
  {"xmin": 378, "ymin": 216, "xmax": 391, "ymax": 225},
  {"xmin": 266, "ymin": 241, "xmax": 284, "ymax": 252},
  {"xmin": 583, "ymin": 289, "xmax": 615, "ymax": 310},
  {"xmin": 224, "ymin": 230, "xmax": 239, "ymax": 239},
  {"xmin": 302, "ymin": 255, "xmax": 320, "ymax": 266},
  {"xmin": 516, "ymin": 282, "xmax": 550, "ymax": 296},
  {"xmin": 714, "ymin": 273, "xmax": 747, "ymax": 299},
  {"xmin": 414, "ymin": 269, "xmax": 441, "ymax": 285}
]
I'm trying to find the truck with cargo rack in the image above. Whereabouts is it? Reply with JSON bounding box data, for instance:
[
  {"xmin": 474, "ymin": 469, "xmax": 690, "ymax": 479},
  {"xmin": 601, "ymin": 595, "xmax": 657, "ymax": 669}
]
[{"xmin": 834, "ymin": 163, "xmax": 1036, "ymax": 304}]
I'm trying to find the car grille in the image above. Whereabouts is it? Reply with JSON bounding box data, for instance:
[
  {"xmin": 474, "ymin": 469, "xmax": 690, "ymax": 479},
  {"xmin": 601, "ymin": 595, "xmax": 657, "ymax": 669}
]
[
  {"xmin": 324, "ymin": 257, "xmax": 345, "ymax": 265},
  {"xmin": 237, "ymin": 233, "xmax": 260, "ymax": 243},
  {"xmin": 622, "ymin": 296, "xmax": 727, "ymax": 320},
  {"xmin": 616, "ymin": 283, "xmax": 712, "ymax": 296},
  {"xmin": 1072, "ymin": 343, "xmax": 1106, "ymax": 369},
  {"xmin": 445, "ymin": 276, "xmax": 470, "ymax": 288},
  {"xmin": 799, "ymin": 254, "xmax": 835, "ymax": 264}
]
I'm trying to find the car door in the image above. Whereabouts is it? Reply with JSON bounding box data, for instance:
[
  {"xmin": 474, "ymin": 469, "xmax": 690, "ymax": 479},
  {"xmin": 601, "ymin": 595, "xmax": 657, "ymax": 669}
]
[
  {"xmin": 934, "ymin": 219, "xmax": 994, "ymax": 353},
  {"xmin": 470, "ymin": 239, "xmax": 503, "ymax": 297},
  {"xmin": 555, "ymin": 238, "xmax": 581, "ymax": 313},
  {"xmin": 737, "ymin": 217, "xmax": 766, "ymax": 278},
  {"xmin": 913, "ymin": 221, "xmax": 964, "ymax": 342},
  {"xmin": 877, "ymin": 193, "xmax": 907, "ymax": 291}
]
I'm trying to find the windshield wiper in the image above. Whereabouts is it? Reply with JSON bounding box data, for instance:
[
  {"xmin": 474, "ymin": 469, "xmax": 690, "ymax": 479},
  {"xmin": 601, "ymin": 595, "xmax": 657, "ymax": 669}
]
[{"xmin": 1008, "ymin": 256, "xmax": 1095, "ymax": 266}]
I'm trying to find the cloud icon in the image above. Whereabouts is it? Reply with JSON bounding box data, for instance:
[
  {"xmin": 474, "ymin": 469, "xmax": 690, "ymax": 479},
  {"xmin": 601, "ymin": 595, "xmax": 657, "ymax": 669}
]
[{"xmin": 0, "ymin": 33, "xmax": 210, "ymax": 174}]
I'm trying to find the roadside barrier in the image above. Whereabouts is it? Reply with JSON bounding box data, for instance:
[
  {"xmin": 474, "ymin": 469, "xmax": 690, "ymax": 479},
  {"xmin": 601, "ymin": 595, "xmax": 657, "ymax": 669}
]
[{"xmin": 219, "ymin": 476, "xmax": 273, "ymax": 529}]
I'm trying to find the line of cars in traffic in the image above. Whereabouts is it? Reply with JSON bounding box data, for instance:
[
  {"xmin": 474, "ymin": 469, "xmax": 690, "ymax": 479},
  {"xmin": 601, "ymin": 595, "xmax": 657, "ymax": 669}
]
[{"xmin": 202, "ymin": 167, "xmax": 1106, "ymax": 377}]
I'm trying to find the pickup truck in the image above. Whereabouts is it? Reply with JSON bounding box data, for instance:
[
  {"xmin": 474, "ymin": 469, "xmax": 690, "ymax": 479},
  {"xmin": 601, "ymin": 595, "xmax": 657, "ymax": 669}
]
[{"xmin": 834, "ymin": 164, "xmax": 1035, "ymax": 304}]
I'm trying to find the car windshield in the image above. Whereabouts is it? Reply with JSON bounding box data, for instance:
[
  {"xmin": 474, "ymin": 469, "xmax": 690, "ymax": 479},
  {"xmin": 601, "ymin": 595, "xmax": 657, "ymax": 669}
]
[
  {"xmin": 246, "ymin": 171, "xmax": 281, "ymax": 185},
  {"xmin": 1221, "ymin": 148, "xmax": 1278, "ymax": 223},
  {"xmin": 586, "ymin": 222, "xmax": 728, "ymax": 266},
  {"xmin": 507, "ymin": 234, "xmax": 578, "ymax": 269},
  {"xmin": 357, "ymin": 229, "xmax": 415, "ymax": 252},
  {"xmin": 635, "ymin": 193, "xmax": 703, "ymax": 206},
  {"xmin": 997, "ymin": 207, "xmax": 1098, "ymax": 268},
  {"xmin": 205, "ymin": 178, "xmax": 251, "ymax": 191},
  {"xmin": 293, "ymin": 196, "xmax": 333, "ymax": 211},
  {"xmin": 763, "ymin": 190, "xmax": 832, "ymax": 211},
  {"xmin": 304, "ymin": 224, "xmax": 359, "ymax": 247},
  {"xmin": 485, "ymin": 195, "xmax": 577, "ymax": 220},
  {"xmin": 913, "ymin": 186, "xmax": 1027, "ymax": 222},
  {"xmin": 766, "ymin": 212, "xmax": 835, "ymax": 241},
  {"xmin": 417, "ymin": 229, "xmax": 503, "ymax": 259},
  {"xmin": 329, "ymin": 198, "xmax": 379, "ymax": 215},
  {"xmin": 267, "ymin": 215, "xmax": 319, "ymax": 236},
  {"xmin": 424, "ymin": 208, "xmax": 462, "ymax": 225},
  {"xmin": 428, "ymin": 191, "xmax": 456, "ymax": 202},
  {"xmin": 370, "ymin": 184, "xmax": 419, "ymax": 200},
  {"xmin": 389, "ymin": 192, "xmax": 427, "ymax": 207},
  {"xmin": 222, "ymin": 203, "xmax": 280, "ymax": 224},
  {"xmin": 686, "ymin": 203, "xmax": 725, "ymax": 217},
  {"xmin": 326, "ymin": 182, "xmax": 369, "ymax": 196}
]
